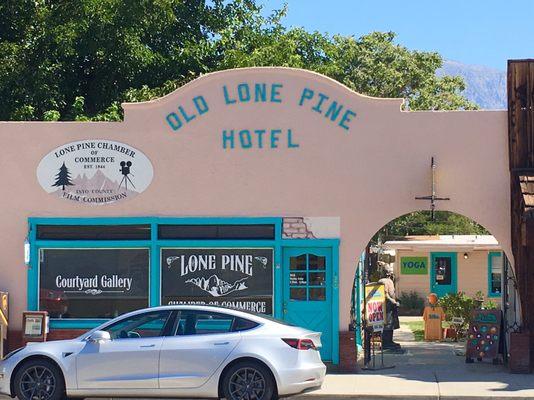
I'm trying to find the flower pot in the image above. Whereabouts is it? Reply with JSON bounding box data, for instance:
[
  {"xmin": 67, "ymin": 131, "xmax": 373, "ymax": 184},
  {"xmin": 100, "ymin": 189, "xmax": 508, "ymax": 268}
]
[{"xmin": 444, "ymin": 327, "xmax": 458, "ymax": 340}]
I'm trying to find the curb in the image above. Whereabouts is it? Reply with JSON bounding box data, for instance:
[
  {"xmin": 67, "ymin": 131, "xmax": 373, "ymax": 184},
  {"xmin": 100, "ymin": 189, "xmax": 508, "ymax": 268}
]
[
  {"xmin": 294, "ymin": 395, "xmax": 437, "ymax": 400},
  {"xmin": 294, "ymin": 395, "xmax": 534, "ymax": 400}
]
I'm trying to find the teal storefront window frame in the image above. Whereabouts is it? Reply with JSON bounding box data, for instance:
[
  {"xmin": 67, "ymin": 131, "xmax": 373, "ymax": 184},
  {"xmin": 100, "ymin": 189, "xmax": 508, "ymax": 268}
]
[
  {"xmin": 28, "ymin": 217, "xmax": 283, "ymax": 329},
  {"xmin": 487, "ymin": 251, "xmax": 503, "ymax": 298}
]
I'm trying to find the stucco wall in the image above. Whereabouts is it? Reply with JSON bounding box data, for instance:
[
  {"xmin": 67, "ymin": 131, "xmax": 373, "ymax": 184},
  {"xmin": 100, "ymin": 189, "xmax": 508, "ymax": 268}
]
[
  {"xmin": 395, "ymin": 249, "xmax": 502, "ymax": 304},
  {"xmin": 458, "ymin": 251, "xmax": 492, "ymax": 298},
  {"xmin": 0, "ymin": 68, "xmax": 511, "ymax": 331},
  {"xmin": 395, "ymin": 250, "xmax": 431, "ymax": 299}
]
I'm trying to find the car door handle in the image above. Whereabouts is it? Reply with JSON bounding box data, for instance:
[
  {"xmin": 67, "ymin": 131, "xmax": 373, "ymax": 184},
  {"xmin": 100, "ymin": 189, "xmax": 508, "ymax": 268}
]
[
  {"xmin": 213, "ymin": 342, "xmax": 229, "ymax": 346},
  {"xmin": 140, "ymin": 344, "xmax": 155, "ymax": 348}
]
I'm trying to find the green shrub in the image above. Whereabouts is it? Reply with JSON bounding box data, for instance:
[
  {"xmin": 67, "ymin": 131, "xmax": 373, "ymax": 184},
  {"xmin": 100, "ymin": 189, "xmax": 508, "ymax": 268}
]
[
  {"xmin": 438, "ymin": 292, "xmax": 474, "ymax": 331},
  {"xmin": 474, "ymin": 290, "xmax": 498, "ymax": 310},
  {"xmin": 399, "ymin": 291, "xmax": 425, "ymax": 313},
  {"xmin": 482, "ymin": 299, "xmax": 498, "ymax": 310},
  {"xmin": 438, "ymin": 291, "xmax": 498, "ymax": 337}
]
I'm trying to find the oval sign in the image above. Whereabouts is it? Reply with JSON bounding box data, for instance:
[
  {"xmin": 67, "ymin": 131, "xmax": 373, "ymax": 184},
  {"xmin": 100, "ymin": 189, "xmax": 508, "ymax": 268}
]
[{"xmin": 37, "ymin": 139, "xmax": 153, "ymax": 205}]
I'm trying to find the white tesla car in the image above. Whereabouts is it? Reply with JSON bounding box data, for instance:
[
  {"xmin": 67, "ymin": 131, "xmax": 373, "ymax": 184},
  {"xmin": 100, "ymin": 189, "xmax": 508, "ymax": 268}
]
[{"xmin": 0, "ymin": 306, "xmax": 326, "ymax": 400}]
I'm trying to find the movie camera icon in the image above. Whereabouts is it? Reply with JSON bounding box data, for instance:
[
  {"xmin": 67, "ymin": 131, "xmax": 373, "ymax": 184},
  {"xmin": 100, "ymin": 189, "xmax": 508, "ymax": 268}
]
[{"xmin": 118, "ymin": 161, "xmax": 135, "ymax": 190}]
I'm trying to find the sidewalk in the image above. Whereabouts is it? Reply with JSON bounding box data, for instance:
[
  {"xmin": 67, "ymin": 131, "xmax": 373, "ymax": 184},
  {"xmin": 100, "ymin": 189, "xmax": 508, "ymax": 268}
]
[{"xmin": 296, "ymin": 318, "xmax": 534, "ymax": 400}]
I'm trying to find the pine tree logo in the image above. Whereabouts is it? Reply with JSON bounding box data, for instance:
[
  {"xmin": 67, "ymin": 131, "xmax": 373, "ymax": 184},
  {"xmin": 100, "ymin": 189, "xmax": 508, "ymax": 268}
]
[{"xmin": 52, "ymin": 162, "xmax": 74, "ymax": 191}]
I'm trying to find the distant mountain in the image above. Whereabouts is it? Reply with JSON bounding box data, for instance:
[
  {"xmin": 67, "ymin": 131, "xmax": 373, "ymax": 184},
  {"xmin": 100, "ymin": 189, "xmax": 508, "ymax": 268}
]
[
  {"xmin": 73, "ymin": 169, "xmax": 138, "ymax": 194},
  {"xmin": 72, "ymin": 170, "xmax": 119, "ymax": 192},
  {"xmin": 437, "ymin": 60, "xmax": 507, "ymax": 110},
  {"xmin": 53, "ymin": 169, "xmax": 138, "ymax": 198}
]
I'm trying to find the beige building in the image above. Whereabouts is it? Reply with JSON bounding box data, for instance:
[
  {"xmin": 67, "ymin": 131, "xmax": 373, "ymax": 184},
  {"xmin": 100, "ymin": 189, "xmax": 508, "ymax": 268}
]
[{"xmin": 384, "ymin": 235, "xmax": 503, "ymax": 304}]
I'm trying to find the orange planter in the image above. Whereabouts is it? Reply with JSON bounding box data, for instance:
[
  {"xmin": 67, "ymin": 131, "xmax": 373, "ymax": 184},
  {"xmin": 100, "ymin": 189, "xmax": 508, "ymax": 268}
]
[{"xmin": 443, "ymin": 327, "xmax": 458, "ymax": 339}]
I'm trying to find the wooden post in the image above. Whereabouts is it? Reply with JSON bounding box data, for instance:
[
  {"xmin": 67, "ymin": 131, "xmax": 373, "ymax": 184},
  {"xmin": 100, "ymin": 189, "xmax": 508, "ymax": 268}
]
[{"xmin": 507, "ymin": 59, "xmax": 534, "ymax": 372}]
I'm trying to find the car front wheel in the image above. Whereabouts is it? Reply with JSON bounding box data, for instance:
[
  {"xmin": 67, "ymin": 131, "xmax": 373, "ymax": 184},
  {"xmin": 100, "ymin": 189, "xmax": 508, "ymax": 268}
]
[
  {"xmin": 222, "ymin": 361, "xmax": 276, "ymax": 400},
  {"xmin": 14, "ymin": 359, "xmax": 65, "ymax": 400}
]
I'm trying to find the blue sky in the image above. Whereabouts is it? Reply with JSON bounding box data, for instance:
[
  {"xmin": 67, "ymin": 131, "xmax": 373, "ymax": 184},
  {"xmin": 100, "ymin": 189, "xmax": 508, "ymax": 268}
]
[{"xmin": 259, "ymin": 0, "xmax": 533, "ymax": 71}]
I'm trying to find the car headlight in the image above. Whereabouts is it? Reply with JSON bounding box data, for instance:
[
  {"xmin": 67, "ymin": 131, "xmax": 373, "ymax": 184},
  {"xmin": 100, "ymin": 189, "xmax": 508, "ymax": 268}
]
[{"xmin": 2, "ymin": 347, "xmax": 24, "ymax": 361}]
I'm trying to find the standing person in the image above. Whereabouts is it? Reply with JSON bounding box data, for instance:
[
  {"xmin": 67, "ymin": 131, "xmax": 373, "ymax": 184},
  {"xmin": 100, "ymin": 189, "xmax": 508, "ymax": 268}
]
[{"xmin": 378, "ymin": 262, "xmax": 401, "ymax": 350}]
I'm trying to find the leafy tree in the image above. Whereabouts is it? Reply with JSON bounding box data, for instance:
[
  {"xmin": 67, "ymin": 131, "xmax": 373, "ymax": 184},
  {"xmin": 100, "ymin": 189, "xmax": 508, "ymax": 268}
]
[
  {"xmin": 0, "ymin": 0, "xmax": 252, "ymax": 120},
  {"xmin": 373, "ymin": 211, "xmax": 489, "ymax": 245},
  {"xmin": 1, "ymin": 0, "xmax": 482, "ymax": 235},
  {"xmin": 216, "ymin": 11, "xmax": 476, "ymax": 111},
  {"xmin": 1, "ymin": 1, "xmax": 476, "ymax": 122}
]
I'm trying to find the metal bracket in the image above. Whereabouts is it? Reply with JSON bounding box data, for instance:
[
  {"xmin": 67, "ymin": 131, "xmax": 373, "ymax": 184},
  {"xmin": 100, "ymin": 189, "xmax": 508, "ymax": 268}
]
[{"xmin": 415, "ymin": 156, "xmax": 450, "ymax": 220}]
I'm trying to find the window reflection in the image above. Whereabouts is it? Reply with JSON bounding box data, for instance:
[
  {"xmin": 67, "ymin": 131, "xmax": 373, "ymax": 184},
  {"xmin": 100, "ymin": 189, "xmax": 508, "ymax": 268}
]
[
  {"xmin": 288, "ymin": 253, "xmax": 327, "ymax": 302},
  {"xmin": 290, "ymin": 288, "xmax": 307, "ymax": 301},
  {"xmin": 39, "ymin": 248, "xmax": 149, "ymax": 319},
  {"xmin": 290, "ymin": 254, "xmax": 307, "ymax": 271}
]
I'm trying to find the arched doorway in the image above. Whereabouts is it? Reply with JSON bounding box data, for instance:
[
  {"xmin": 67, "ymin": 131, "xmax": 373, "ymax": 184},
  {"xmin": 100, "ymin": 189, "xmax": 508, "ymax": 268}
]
[{"xmin": 353, "ymin": 210, "xmax": 520, "ymax": 373}]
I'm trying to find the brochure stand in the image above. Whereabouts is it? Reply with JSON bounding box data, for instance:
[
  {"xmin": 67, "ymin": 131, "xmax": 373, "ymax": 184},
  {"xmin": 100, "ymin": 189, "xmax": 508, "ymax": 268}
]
[
  {"xmin": 0, "ymin": 292, "xmax": 8, "ymax": 358},
  {"xmin": 22, "ymin": 311, "xmax": 49, "ymax": 345}
]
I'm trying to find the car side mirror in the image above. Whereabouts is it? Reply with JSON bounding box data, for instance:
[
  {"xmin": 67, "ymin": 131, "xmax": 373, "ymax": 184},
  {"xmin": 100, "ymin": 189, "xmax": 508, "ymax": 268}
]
[{"xmin": 87, "ymin": 330, "xmax": 111, "ymax": 343}]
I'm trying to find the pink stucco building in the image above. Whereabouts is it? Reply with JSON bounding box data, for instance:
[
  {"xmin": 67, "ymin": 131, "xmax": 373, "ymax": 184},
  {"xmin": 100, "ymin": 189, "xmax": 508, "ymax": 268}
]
[{"xmin": 0, "ymin": 67, "xmax": 513, "ymax": 366}]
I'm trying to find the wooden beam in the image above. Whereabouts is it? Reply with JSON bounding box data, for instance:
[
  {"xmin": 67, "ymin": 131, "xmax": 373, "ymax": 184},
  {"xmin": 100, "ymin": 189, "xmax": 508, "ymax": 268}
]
[
  {"xmin": 507, "ymin": 60, "xmax": 534, "ymax": 372},
  {"xmin": 527, "ymin": 219, "xmax": 534, "ymax": 366},
  {"xmin": 508, "ymin": 61, "xmax": 530, "ymax": 169}
]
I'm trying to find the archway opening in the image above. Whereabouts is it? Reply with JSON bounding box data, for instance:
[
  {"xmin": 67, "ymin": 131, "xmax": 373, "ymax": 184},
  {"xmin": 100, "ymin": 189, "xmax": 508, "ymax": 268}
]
[{"xmin": 351, "ymin": 210, "xmax": 520, "ymax": 376}]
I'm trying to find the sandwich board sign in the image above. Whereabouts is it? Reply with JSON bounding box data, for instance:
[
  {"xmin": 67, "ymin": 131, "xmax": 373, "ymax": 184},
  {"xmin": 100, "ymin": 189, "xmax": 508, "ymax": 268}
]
[{"xmin": 365, "ymin": 283, "xmax": 386, "ymax": 333}]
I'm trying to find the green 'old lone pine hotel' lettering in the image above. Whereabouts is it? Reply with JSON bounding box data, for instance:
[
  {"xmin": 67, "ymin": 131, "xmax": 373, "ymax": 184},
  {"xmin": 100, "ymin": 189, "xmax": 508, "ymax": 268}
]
[{"xmin": 165, "ymin": 82, "xmax": 357, "ymax": 149}]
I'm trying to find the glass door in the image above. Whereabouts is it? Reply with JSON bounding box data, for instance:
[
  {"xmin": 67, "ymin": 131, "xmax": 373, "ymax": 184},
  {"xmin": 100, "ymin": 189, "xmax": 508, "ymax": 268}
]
[
  {"xmin": 283, "ymin": 247, "xmax": 332, "ymax": 361},
  {"xmin": 430, "ymin": 252, "xmax": 457, "ymax": 297}
]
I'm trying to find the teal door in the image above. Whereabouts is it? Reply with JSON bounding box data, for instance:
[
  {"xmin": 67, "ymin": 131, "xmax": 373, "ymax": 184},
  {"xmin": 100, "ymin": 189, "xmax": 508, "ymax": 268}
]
[
  {"xmin": 283, "ymin": 248, "xmax": 332, "ymax": 361},
  {"xmin": 430, "ymin": 252, "xmax": 458, "ymax": 298}
]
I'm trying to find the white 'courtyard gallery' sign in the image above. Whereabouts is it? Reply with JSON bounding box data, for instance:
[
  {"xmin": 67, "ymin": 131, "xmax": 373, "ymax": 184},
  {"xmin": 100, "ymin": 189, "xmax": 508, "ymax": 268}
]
[{"xmin": 37, "ymin": 140, "xmax": 153, "ymax": 205}]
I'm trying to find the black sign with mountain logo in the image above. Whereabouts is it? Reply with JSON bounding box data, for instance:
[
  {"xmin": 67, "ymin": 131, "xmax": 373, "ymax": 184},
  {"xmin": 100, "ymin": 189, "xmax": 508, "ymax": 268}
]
[{"xmin": 161, "ymin": 248, "xmax": 273, "ymax": 314}]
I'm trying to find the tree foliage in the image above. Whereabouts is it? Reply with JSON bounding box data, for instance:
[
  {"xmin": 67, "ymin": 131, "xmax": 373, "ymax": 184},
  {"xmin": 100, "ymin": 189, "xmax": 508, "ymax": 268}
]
[
  {"xmin": 0, "ymin": 0, "xmax": 477, "ymax": 121},
  {"xmin": 374, "ymin": 211, "xmax": 490, "ymax": 244},
  {"xmin": 1, "ymin": 1, "xmax": 484, "ymax": 235}
]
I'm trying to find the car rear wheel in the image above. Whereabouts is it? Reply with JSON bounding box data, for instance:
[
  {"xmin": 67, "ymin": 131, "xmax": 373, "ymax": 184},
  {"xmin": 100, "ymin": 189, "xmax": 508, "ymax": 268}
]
[
  {"xmin": 222, "ymin": 361, "xmax": 276, "ymax": 400},
  {"xmin": 14, "ymin": 359, "xmax": 65, "ymax": 400}
]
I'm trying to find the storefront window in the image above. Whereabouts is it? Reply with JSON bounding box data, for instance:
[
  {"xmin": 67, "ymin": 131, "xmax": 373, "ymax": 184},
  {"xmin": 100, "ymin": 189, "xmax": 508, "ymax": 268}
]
[
  {"xmin": 37, "ymin": 224, "xmax": 151, "ymax": 240},
  {"xmin": 30, "ymin": 218, "xmax": 282, "ymax": 324},
  {"xmin": 160, "ymin": 248, "xmax": 274, "ymax": 314},
  {"xmin": 309, "ymin": 287, "xmax": 326, "ymax": 301},
  {"xmin": 39, "ymin": 248, "xmax": 149, "ymax": 319},
  {"xmin": 434, "ymin": 257, "xmax": 452, "ymax": 285},
  {"xmin": 289, "ymin": 288, "xmax": 307, "ymax": 300},
  {"xmin": 289, "ymin": 253, "xmax": 327, "ymax": 301},
  {"xmin": 489, "ymin": 252, "xmax": 503, "ymax": 296},
  {"xmin": 158, "ymin": 224, "xmax": 275, "ymax": 240},
  {"xmin": 290, "ymin": 254, "xmax": 307, "ymax": 271}
]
